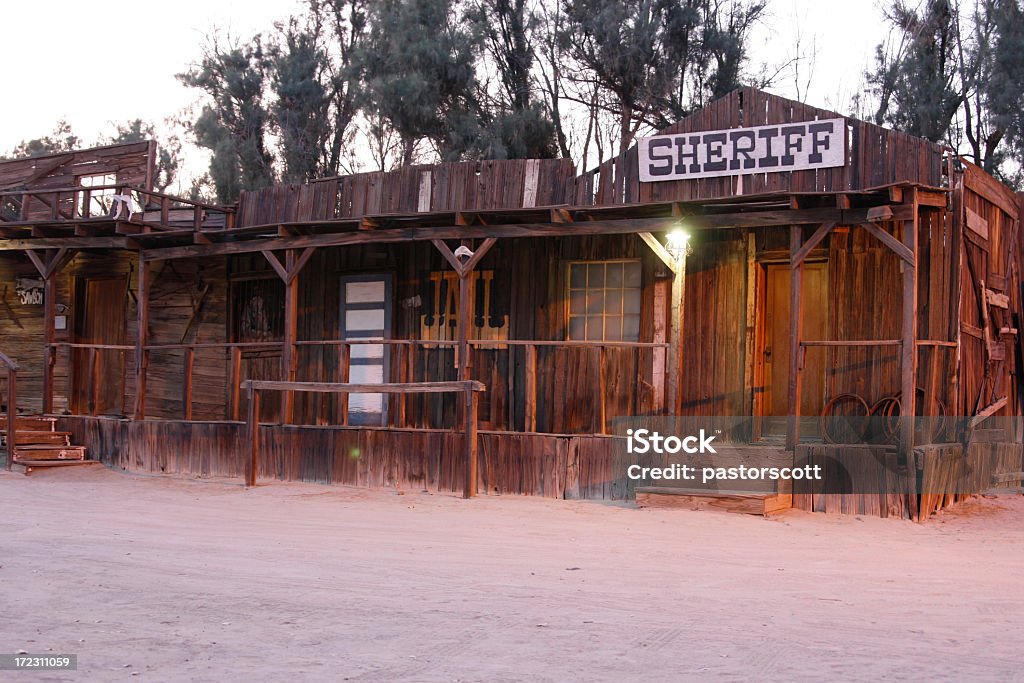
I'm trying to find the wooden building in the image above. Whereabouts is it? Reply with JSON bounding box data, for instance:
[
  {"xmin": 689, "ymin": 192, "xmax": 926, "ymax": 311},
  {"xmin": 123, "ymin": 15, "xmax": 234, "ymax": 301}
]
[{"xmin": 1, "ymin": 89, "xmax": 1021, "ymax": 520}]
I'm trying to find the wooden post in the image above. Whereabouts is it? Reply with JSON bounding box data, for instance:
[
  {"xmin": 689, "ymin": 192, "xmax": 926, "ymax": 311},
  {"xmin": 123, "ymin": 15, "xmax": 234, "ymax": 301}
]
[
  {"xmin": 666, "ymin": 253, "xmax": 686, "ymax": 414},
  {"xmin": 183, "ymin": 347, "xmax": 195, "ymax": 420},
  {"xmin": 134, "ymin": 259, "xmax": 150, "ymax": 419},
  {"xmin": 282, "ymin": 250, "xmax": 299, "ymax": 424},
  {"xmin": 230, "ymin": 346, "xmax": 242, "ymax": 421},
  {"xmin": 89, "ymin": 347, "xmax": 99, "ymax": 416},
  {"xmin": 598, "ymin": 345, "xmax": 607, "ymax": 434},
  {"xmin": 786, "ymin": 226, "xmax": 805, "ymax": 450},
  {"xmin": 245, "ymin": 384, "xmax": 260, "ymax": 487},
  {"xmin": 6, "ymin": 365, "xmax": 17, "ymax": 469},
  {"xmin": 338, "ymin": 342, "xmax": 350, "ymax": 426},
  {"xmin": 463, "ymin": 384, "xmax": 479, "ymax": 498},
  {"xmin": 42, "ymin": 275, "xmax": 56, "ymax": 414},
  {"xmin": 901, "ymin": 205, "xmax": 920, "ymax": 520},
  {"xmin": 524, "ymin": 343, "xmax": 537, "ymax": 432}
]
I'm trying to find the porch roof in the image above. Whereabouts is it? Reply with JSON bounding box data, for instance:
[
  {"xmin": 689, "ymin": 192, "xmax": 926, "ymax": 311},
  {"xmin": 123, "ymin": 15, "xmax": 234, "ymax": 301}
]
[{"xmin": 0, "ymin": 181, "xmax": 947, "ymax": 261}]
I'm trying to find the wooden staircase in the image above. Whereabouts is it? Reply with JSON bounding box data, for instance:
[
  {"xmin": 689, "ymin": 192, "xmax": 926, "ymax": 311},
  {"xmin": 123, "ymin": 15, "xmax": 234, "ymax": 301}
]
[{"xmin": 2, "ymin": 416, "xmax": 89, "ymax": 467}]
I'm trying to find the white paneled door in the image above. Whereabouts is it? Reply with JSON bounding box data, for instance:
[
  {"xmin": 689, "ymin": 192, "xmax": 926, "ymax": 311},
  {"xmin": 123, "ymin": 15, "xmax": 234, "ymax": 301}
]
[{"xmin": 340, "ymin": 275, "xmax": 392, "ymax": 426}]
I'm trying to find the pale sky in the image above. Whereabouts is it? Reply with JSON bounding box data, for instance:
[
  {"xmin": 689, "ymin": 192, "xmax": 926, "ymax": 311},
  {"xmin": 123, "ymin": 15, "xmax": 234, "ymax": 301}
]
[{"xmin": 1, "ymin": 0, "xmax": 887, "ymax": 186}]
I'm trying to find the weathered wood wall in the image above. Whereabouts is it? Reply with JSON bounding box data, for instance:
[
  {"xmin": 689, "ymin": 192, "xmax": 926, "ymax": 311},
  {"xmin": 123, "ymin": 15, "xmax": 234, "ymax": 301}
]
[
  {"xmin": 571, "ymin": 87, "xmax": 945, "ymax": 206},
  {"xmin": 957, "ymin": 161, "xmax": 1021, "ymax": 424},
  {"xmin": 0, "ymin": 142, "xmax": 156, "ymax": 220},
  {"xmin": 57, "ymin": 416, "xmax": 662, "ymax": 500},
  {"xmin": 794, "ymin": 442, "xmax": 1023, "ymax": 520}
]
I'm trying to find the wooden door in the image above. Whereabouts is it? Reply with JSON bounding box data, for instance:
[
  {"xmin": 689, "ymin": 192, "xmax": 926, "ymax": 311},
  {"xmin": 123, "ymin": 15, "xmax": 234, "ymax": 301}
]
[
  {"xmin": 758, "ymin": 263, "xmax": 828, "ymax": 437},
  {"xmin": 340, "ymin": 275, "xmax": 392, "ymax": 426},
  {"xmin": 73, "ymin": 277, "xmax": 127, "ymax": 415}
]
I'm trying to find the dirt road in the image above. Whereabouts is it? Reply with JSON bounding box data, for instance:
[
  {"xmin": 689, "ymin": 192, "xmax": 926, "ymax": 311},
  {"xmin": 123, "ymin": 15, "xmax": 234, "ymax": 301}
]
[{"xmin": 1, "ymin": 467, "xmax": 1021, "ymax": 681}]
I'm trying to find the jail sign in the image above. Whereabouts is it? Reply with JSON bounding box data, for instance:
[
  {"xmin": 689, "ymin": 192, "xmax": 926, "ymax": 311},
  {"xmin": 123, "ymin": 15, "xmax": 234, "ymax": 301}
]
[{"xmin": 638, "ymin": 118, "xmax": 845, "ymax": 182}]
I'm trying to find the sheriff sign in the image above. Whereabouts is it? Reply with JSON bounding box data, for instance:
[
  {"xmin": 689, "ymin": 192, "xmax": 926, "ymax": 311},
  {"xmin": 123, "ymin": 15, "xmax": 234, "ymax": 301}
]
[{"xmin": 638, "ymin": 118, "xmax": 846, "ymax": 182}]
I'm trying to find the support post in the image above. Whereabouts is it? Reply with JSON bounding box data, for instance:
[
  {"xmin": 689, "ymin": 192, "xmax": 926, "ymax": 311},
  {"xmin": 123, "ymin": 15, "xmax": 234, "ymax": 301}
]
[
  {"xmin": 230, "ymin": 346, "xmax": 242, "ymax": 421},
  {"xmin": 463, "ymin": 383, "xmax": 479, "ymax": 498},
  {"xmin": 246, "ymin": 384, "xmax": 260, "ymax": 487},
  {"xmin": 6, "ymin": 365, "xmax": 17, "ymax": 469},
  {"xmin": 666, "ymin": 252, "xmax": 686, "ymax": 414},
  {"xmin": 901, "ymin": 204, "xmax": 920, "ymax": 520},
  {"xmin": 524, "ymin": 344, "xmax": 537, "ymax": 432},
  {"xmin": 183, "ymin": 347, "xmax": 195, "ymax": 420},
  {"xmin": 282, "ymin": 250, "xmax": 299, "ymax": 424},
  {"xmin": 134, "ymin": 259, "xmax": 150, "ymax": 419},
  {"xmin": 786, "ymin": 226, "xmax": 805, "ymax": 450},
  {"xmin": 42, "ymin": 276, "xmax": 56, "ymax": 414}
]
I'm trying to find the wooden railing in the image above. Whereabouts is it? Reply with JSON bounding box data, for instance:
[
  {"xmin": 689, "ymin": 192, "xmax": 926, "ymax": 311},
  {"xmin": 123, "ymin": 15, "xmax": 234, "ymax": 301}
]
[
  {"xmin": 52, "ymin": 338, "xmax": 666, "ymax": 434},
  {"xmin": 0, "ymin": 350, "xmax": 18, "ymax": 470},
  {"xmin": 241, "ymin": 379, "xmax": 485, "ymax": 496},
  {"xmin": 0, "ymin": 184, "xmax": 233, "ymax": 229}
]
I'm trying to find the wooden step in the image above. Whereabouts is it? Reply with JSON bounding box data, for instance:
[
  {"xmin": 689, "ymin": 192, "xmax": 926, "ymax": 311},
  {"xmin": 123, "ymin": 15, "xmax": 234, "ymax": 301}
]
[
  {"xmin": 10, "ymin": 416, "xmax": 58, "ymax": 432},
  {"xmin": 4, "ymin": 430, "xmax": 72, "ymax": 446},
  {"xmin": 13, "ymin": 444, "xmax": 87, "ymax": 462},
  {"xmin": 12, "ymin": 459, "xmax": 102, "ymax": 476},
  {"xmin": 636, "ymin": 487, "xmax": 792, "ymax": 517}
]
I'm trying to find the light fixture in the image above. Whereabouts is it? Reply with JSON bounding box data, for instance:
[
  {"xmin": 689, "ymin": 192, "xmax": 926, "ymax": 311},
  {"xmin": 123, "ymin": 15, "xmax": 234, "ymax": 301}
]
[{"xmin": 665, "ymin": 228, "xmax": 690, "ymax": 261}]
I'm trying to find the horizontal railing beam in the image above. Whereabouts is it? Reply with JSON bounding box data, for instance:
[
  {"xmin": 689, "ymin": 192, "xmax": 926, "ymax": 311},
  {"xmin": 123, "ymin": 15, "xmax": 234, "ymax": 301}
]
[{"xmin": 241, "ymin": 380, "xmax": 484, "ymax": 394}]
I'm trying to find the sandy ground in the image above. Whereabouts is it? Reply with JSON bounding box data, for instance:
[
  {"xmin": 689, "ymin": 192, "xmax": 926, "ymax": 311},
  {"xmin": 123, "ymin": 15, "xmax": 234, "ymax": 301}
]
[{"xmin": 1, "ymin": 467, "xmax": 1022, "ymax": 682}]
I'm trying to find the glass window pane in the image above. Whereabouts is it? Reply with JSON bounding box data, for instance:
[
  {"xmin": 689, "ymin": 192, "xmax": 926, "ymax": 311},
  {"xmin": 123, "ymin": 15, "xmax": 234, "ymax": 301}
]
[
  {"xmin": 585, "ymin": 316, "xmax": 603, "ymax": 340},
  {"xmin": 569, "ymin": 289, "xmax": 586, "ymax": 314},
  {"xmin": 623, "ymin": 289, "xmax": 642, "ymax": 315},
  {"xmin": 606, "ymin": 290, "xmax": 623, "ymax": 314},
  {"xmin": 569, "ymin": 264, "xmax": 586, "ymax": 289},
  {"xmin": 606, "ymin": 262, "xmax": 623, "ymax": 287},
  {"xmin": 587, "ymin": 263, "xmax": 605, "ymax": 288},
  {"xmin": 624, "ymin": 262, "xmax": 642, "ymax": 288},
  {"xmin": 346, "ymin": 281, "xmax": 385, "ymax": 303},
  {"xmin": 586, "ymin": 291, "xmax": 604, "ymax": 314},
  {"xmin": 604, "ymin": 316, "xmax": 623, "ymax": 341},
  {"xmin": 623, "ymin": 315, "xmax": 640, "ymax": 341},
  {"xmin": 568, "ymin": 316, "xmax": 586, "ymax": 340},
  {"xmin": 346, "ymin": 309, "xmax": 385, "ymax": 332}
]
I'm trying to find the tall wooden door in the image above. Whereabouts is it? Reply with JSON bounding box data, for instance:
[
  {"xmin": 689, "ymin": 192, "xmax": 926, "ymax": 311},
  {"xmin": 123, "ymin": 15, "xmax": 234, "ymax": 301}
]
[
  {"xmin": 73, "ymin": 277, "xmax": 127, "ymax": 415},
  {"xmin": 758, "ymin": 262, "xmax": 828, "ymax": 437},
  {"xmin": 340, "ymin": 274, "xmax": 392, "ymax": 426}
]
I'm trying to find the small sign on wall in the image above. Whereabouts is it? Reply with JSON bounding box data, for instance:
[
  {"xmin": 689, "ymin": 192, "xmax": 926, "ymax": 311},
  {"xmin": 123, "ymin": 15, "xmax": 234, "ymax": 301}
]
[
  {"xmin": 637, "ymin": 118, "xmax": 846, "ymax": 182},
  {"xmin": 15, "ymin": 277, "xmax": 44, "ymax": 305}
]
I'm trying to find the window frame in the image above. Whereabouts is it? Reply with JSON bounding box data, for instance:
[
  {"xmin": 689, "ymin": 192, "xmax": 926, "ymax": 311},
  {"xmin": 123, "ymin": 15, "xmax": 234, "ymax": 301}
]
[{"xmin": 565, "ymin": 258, "xmax": 643, "ymax": 343}]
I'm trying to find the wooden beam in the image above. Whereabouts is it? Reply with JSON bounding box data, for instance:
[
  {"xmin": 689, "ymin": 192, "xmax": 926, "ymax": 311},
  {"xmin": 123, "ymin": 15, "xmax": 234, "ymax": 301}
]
[
  {"xmin": 240, "ymin": 380, "xmax": 484, "ymax": 393},
  {"xmin": 638, "ymin": 232, "xmax": 680, "ymax": 275},
  {"xmin": 901, "ymin": 200, "xmax": 920, "ymax": 521},
  {"xmin": 0, "ymin": 236, "xmax": 131, "ymax": 251},
  {"xmin": 667, "ymin": 250, "xmax": 686, "ymax": 415},
  {"xmin": 134, "ymin": 259, "xmax": 151, "ymax": 419},
  {"xmin": 786, "ymin": 225, "xmax": 805, "ymax": 451},
  {"xmin": 246, "ymin": 386, "xmax": 259, "ymax": 487},
  {"xmin": 464, "ymin": 386, "xmax": 479, "ymax": 499},
  {"xmin": 858, "ymin": 223, "xmax": 915, "ymax": 264},
  {"xmin": 287, "ymin": 246, "xmax": 317, "ymax": 284},
  {"xmin": 260, "ymin": 250, "xmax": 290, "ymax": 282},
  {"xmin": 431, "ymin": 239, "xmax": 464, "ymax": 275},
  {"xmin": 791, "ymin": 222, "xmax": 836, "ymax": 268},
  {"xmin": 282, "ymin": 250, "xmax": 299, "ymax": 424},
  {"xmin": 461, "ymin": 238, "xmax": 497, "ymax": 274},
  {"xmin": 139, "ymin": 206, "xmax": 918, "ymax": 262}
]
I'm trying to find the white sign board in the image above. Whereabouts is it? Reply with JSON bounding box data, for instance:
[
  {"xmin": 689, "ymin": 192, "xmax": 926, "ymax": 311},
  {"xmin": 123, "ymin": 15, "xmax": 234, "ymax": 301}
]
[{"xmin": 637, "ymin": 118, "xmax": 846, "ymax": 182}]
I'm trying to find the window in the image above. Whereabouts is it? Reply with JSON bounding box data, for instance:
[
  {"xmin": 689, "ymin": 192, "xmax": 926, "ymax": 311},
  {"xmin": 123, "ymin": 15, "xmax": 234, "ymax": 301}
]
[
  {"xmin": 78, "ymin": 173, "xmax": 118, "ymax": 217},
  {"xmin": 568, "ymin": 260, "xmax": 642, "ymax": 341}
]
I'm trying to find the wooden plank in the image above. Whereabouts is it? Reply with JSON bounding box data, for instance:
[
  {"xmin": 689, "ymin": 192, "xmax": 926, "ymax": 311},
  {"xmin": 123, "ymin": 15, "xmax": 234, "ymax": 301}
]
[
  {"xmin": 965, "ymin": 207, "xmax": 989, "ymax": 240},
  {"xmin": 524, "ymin": 344, "xmax": 537, "ymax": 432},
  {"xmin": 859, "ymin": 223, "xmax": 915, "ymax": 264},
  {"xmin": 791, "ymin": 221, "xmax": 836, "ymax": 267},
  {"xmin": 786, "ymin": 226, "xmax": 804, "ymax": 450},
  {"xmin": 240, "ymin": 380, "xmax": 485, "ymax": 393}
]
